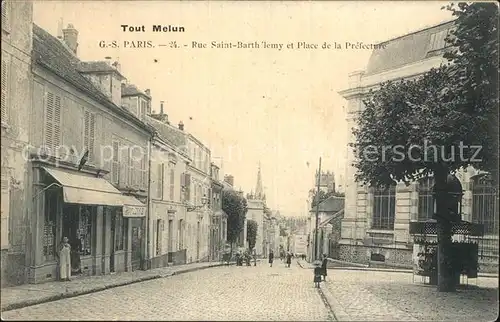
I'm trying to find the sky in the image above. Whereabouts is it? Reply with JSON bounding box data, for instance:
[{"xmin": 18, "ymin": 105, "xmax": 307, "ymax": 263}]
[{"xmin": 33, "ymin": 1, "xmax": 454, "ymax": 216}]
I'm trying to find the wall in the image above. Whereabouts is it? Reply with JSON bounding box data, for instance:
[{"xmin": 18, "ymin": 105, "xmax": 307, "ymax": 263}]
[
  {"xmin": 1, "ymin": 0, "xmax": 33, "ymax": 287},
  {"xmin": 247, "ymin": 199, "xmax": 264, "ymax": 255}
]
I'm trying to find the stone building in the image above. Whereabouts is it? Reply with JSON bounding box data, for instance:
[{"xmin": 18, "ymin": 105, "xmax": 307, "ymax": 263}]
[
  {"xmin": 246, "ymin": 164, "xmax": 266, "ymax": 256},
  {"xmin": 25, "ymin": 22, "xmax": 151, "ymax": 284},
  {"xmin": 209, "ymin": 162, "xmax": 227, "ymax": 261},
  {"xmin": 185, "ymin": 132, "xmax": 212, "ymax": 263},
  {"xmin": 1, "ymin": 0, "xmax": 33, "ymax": 287},
  {"xmin": 147, "ymin": 102, "xmax": 191, "ymax": 267},
  {"xmin": 338, "ymin": 20, "xmax": 498, "ymax": 270}
]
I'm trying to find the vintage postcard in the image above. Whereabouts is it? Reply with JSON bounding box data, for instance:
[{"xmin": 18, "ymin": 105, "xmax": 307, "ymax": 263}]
[{"xmin": 1, "ymin": 0, "xmax": 498, "ymax": 321}]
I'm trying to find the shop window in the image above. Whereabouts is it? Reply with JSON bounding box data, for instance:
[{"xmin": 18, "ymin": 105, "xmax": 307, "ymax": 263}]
[
  {"xmin": 114, "ymin": 209, "xmax": 126, "ymax": 251},
  {"xmin": 43, "ymin": 189, "xmax": 58, "ymax": 261},
  {"xmin": 79, "ymin": 206, "xmax": 93, "ymax": 255}
]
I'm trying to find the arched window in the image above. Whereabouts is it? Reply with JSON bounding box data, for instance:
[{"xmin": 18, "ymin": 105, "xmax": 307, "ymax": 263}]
[
  {"xmin": 372, "ymin": 184, "xmax": 396, "ymax": 230},
  {"xmin": 472, "ymin": 174, "xmax": 499, "ymax": 235},
  {"xmin": 418, "ymin": 177, "xmax": 434, "ymax": 221}
]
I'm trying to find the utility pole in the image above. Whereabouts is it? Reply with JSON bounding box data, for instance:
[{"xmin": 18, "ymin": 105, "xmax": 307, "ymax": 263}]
[{"xmin": 314, "ymin": 157, "xmax": 322, "ymax": 261}]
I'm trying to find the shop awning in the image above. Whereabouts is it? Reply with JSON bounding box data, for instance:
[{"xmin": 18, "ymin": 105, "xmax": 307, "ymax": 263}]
[{"xmin": 43, "ymin": 167, "xmax": 146, "ymax": 217}]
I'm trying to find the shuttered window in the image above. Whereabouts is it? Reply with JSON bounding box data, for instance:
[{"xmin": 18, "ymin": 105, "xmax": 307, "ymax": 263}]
[
  {"xmin": 111, "ymin": 141, "xmax": 120, "ymax": 184},
  {"xmin": 83, "ymin": 110, "xmax": 96, "ymax": 162},
  {"xmin": 129, "ymin": 148, "xmax": 135, "ymax": 187},
  {"xmin": 169, "ymin": 167, "xmax": 175, "ymax": 201},
  {"xmin": 141, "ymin": 157, "xmax": 147, "ymax": 189},
  {"xmin": 1, "ymin": 56, "xmax": 9, "ymax": 124},
  {"xmin": 1, "ymin": 178, "xmax": 10, "ymax": 249},
  {"xmin": 140, "ymin": 99, "xmax": 147, "ymax": 121},
  {"xmin": 44, "ymin": 91, "xmax": 62, "ymax": 155},
  {"xmin": 157, "ymin": 163, "xmax": 164, "ymax": 199}
]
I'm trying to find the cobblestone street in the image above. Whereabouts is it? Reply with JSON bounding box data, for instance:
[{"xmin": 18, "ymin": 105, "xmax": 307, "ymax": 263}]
[
  {"xmin": 1, "ymin": 262, "xmax": 332, "ymax": 321},
  {"xmin": 321, "ymin": 269, "xmax": 499, "ymax": 322}
]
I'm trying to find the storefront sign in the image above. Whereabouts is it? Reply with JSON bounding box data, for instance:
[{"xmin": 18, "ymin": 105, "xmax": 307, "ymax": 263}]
[{"xmin": 123, "ymin": 205, "xmax": 146, "ymax": 217}]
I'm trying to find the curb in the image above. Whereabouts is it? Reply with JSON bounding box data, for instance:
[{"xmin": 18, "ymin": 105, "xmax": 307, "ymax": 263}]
[{"xmin": 1, "ymin": 263, "xmax": 230, "ymax": 312}]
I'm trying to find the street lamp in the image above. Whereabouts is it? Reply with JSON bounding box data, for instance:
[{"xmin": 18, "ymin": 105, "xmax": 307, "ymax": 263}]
[{"xmin": 186, "ymin": 194, "xmax": 209, "ymax": 212}]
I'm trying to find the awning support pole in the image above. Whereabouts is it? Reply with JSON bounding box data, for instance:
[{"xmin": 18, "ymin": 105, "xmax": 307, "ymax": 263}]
[{"xmin": 33, "ymin": 183, "xmax": 62, "ymax": 201}]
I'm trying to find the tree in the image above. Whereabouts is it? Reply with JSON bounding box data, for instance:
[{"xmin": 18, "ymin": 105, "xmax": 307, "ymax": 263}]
[
  {"xmin": 222, "ymin": 189, "xmax": 248, "ymax": 252},
  {"xmin": 247, "ymin": 220, "xmax": 258, "ymax": 251},
  {"xmin": 351, "ymin": 2, "xmax": 498, "ymax": 292}
]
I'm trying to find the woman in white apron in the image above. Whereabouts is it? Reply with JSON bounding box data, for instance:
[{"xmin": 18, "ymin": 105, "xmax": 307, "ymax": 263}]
[{"xmin": 59, "ymin": 237, "xmax": 71, "ymax": 281}]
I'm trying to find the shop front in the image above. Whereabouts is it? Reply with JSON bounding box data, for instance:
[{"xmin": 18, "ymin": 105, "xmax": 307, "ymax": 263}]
[{"xmin": 29, "ymin": 164, "xmax": 146, "ymax": 284}]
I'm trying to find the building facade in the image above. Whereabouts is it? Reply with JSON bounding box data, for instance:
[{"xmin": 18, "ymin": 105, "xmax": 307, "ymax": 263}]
[
  {"xmin": 185, "ymin": 133, "xmax": 211, "ymax": 262},
  {"xmin": 338, "ymin": 20, "xmax": 499, "ymax": 271},
  {"xmin": 147, "ymin": 104, "xmax": 191, "ymax": 268},
  {"xmin": 1, "ymin": 0, "xmax": 33, "ymax": 287},
  {"xmin": 25, "ymin": 23, "xmax": 151, "ymax": 284},
  {"xmin": 209, "ymin": 163, "xmax": 227, "ymax": 261}
]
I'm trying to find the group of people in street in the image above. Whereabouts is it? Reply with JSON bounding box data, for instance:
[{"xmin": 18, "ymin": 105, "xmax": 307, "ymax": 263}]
[
  {"xmin": 267, "ymin": 250, "xmax": 294, "ymax": 267},
  {"xmin": 235, "ymin": 249, "xmax": 257, "ymax": 266}
]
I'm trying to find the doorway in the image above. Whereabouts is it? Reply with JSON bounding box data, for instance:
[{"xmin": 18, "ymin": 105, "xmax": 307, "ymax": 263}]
[
  {"xmin": 130, "ymin": 218, "xmax": 142, "ymax": 271},
  {"xmin": 196, "ymin": 221, "xmax": 200, "ymax": 261},
  {"xmin": 110, "ymin": 212, "xmax": 116, "ymax": 272}
]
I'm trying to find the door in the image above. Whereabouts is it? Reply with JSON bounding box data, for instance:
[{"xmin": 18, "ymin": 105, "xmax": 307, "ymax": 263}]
[
  {"xmin": 110, "ymin": 212, "xmax": 115, "ymax": 272},
  {"xmin": 196, "ymin": 221, "xmax": 200, "ymax": 260},
  {"xmin": 130, "ymin": 218, "xmax": 142, "ymax": 271}
]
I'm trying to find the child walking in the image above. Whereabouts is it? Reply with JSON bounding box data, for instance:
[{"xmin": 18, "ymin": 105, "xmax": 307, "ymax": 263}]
[{"xmin": 313, "ymin": 260, "xmax": 322, "ymax": 288}]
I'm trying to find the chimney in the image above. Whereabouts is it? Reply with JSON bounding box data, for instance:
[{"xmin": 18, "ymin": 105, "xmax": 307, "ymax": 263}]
[
  {"xmin": 160, "ymin": 101, "xmax": 165, "ymax": 115},
  {"xmin": 224, "ymin": 174, "xmax": 234, "ymax": 187},
  {"xmin": 62, "ymin": 23, "xmax": 78, "ymax": 55},
  {"xmin": 178, "ymin": 121, "xmax": 184, "ymax": 131},
  {"xmin": 57, "ymin": 18, "xmax": 64, "ymax": 39},
  {"xmin": 104, "ymin": 56, "xmax": 112, "ymax": 65}
]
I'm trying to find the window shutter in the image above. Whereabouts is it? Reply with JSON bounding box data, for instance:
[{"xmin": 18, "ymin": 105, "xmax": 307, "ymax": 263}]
[
  {"xmin": 89, "ymin": 113, "xmax": 96, "ymax": 161},
  {"xmin": 157, "ymin": 163, "xmax": 163, "ymax": 199},
  {"xmin": 169, "ymin": 168, "xmax": 175, "ymax": 201},
  {"xmin": 112, "ymin": 141, "xmax": 120, "ymax": 184},
  {"xmin": 122, "ymin": 146, "xmax": 130, "ymax": 186},
  {"xmin": 1, "ymin": 178, "xmax": 10, "ymax": 250},
  {"xmin": 45, "ymin": 92, "xmax": 55, "ymax": 152},
  {"xmin": 185, "ymin": 173, "xmax": 191, "ymax": 201},
  {"xmin": 1, "ymin": 1, "xmax": 10, "ymax": 32},
  {"xmin": 53, "ymin": 95, "xmax": 62, "ymax": 151},
  {"xmin": 1, "ymin": 57, "xmax": 9, "ymax": 123}
]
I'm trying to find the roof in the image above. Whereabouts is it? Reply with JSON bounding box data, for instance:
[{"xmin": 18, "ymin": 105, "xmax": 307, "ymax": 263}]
[
  {"xmin": 122, "ymin": 83, "xmax": 151, "ymax": 98},
  {"xmin": 32, "ymin": 24, "xmax": 151, "ymax": 133},
  {"xmin": 147, "ymin": 116, "xmax": 187, "ymax": 150},
  {"xmin": 319, "ymin": 209, "xmax": 344, "ymax": 228},
  {"xmin": 78, "ymin": 61, "xmax": 125, "ymax": 80},
  {"xmin": 365, "ymin": 20, "xmax": 454, "ymax": 76},
  {"xmin": 310, "ymin": 196, "xmax": 345, "ymax": 213}
]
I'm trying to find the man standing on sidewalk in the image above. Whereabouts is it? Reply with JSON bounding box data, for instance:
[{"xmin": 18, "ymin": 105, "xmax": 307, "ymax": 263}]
[
  {"xmin": 321, "ymin": 254, "xmax": 328, "ymax": 281},
  {"xmin": 269, "ymin": 250, "xmax": 274, "ymax": 267}
]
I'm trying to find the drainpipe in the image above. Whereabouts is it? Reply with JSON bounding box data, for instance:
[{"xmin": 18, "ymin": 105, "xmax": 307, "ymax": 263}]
[{"xmin": 145, "ymin": 136, "xmax": 153, "ymax": 269}]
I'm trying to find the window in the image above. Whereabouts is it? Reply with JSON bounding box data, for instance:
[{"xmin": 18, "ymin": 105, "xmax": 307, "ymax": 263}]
[
  {"xmin": 111, "ymin": 141, "xmax": 120, "ymax": 184},
  {"xmin": 1, "ymin": 56, "xmax": 10, "ymax": 125},
  {"xmin": 372, "ymin": 184, "xmax": 396, "ymax": 230},
  {"xmin": 472, "ymin": 174, "xmax": 499, "ymax": 235},
  {"xmin": 168, "ymin": 219, "xmax": 174, "ymax": 252},
  {"xmin": 1, "ymin": 1, "xmax": 10, "ymax": 33},
  {"xmin": 193, "ymin": 182, "xmax": 197, "ymax": 205},
  {"xmin": 184, "ymin": 173, "xmax": 191, "ymax": 201},
  {"xmin": 44, "ymin": 91, "xmax": 62, "ymax": 154},
  {"xmin": 114, "ymin": 209, "xmax": 126, "ymax": 251},
  {"xmin": 418, "ymin": 177, "xmax": 434, "ymax": 221},
  {"xmin": 140, "ymin": 99, "xmax": 147, "ymax": 121},
  {"xmin": 79, "ymin": 206, "xmax": 93, "ymax": 255},
  {"xmin": 1, "ymin": 178, "xmax": 9, "ymax": 250},
  {"xmin": 43, "ymin": 188, "xmax": 58, "ymax": 260},
  {"xmin": 128, "ymin": 147, "xmax": 134, "ymax": 187},
  {"xmin": 83, "ymin": 110, "xmax": 96, "ymax": 162},
  {"xmin": 169, "ymin": 166, "xmax": 175, "ymax": 201},
  {"xmin": 157, "ymin": 163, "xmax": 164, "ymax": 199},
  {"xmin": 141, "ymin": 157, "xmax": 147, "ymax": 189}
]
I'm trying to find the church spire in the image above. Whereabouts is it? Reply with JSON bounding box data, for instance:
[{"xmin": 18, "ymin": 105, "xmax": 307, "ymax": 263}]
[{"xmin": 255, "ymin": 161, "xmax": 264, "ymax": 200}]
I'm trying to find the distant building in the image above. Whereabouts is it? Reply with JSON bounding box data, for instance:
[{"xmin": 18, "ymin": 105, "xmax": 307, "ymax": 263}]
[{"xmin": 246, "ymin": 163, "xmax": 266, "ymax": 256}]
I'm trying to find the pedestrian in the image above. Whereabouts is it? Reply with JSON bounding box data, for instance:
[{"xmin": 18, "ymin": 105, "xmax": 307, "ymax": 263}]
[
  {"xmin": 321, "ymin": 254, "xmax": 328, "ymax": 281},
  {"xmin": 253, "ymin": 249, "xmax": 257, "ymax": 267},
  {"xmin": 269, "ymin": 250, "xmax": 274, "ymax": 267},
  {"xmin": 313, "ymin": 260, "xmax": 322, "ymax": 288},
  {"xmin": 58, "ymin": 236, "xmax": 71, "ymax": 281},
  {"xmin": 286, "ymin": 251, "xmax": 292, "ymax": 268}
]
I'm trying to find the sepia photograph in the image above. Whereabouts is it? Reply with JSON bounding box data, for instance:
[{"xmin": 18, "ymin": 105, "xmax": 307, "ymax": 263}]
[{"xmin": 0, "ymin": 0, "xmax": 498, "ymax": 321}]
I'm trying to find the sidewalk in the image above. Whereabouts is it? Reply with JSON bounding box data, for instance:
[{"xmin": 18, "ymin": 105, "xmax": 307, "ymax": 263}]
[
  {"xmin": 297, "ymin": 259, "xmax": 498, "ymax": 278},
  {"xmin": 1, "ymin": 261, "xmax": 232, "ymax": 312}
]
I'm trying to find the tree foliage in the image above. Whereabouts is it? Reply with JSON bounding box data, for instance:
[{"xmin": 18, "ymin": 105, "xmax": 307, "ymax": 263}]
[
  {"xmin": 246, "ymin": 219, "xmax": 258, "ymax": 250},
  {"xmin": 222, "ymin": 189, "xmax": 248, "ymax": 245},
  {"xmin": 350, "ymin": 2, "xmax": 498, "ymax": 292}
]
